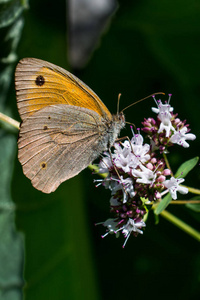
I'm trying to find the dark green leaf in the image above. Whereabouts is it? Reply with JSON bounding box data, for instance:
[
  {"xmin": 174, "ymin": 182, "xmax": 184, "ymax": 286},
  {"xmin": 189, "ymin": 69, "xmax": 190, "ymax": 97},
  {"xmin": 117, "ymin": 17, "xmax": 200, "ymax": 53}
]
[
  {"xmin": 0, "ymin": 1, "xmax": 28, "ymax": 299},
  {"xmin": 0, "ymin": 0, "xmax": 25, "ymax": 28},
  {"xmin": 174, "ymin": 157, "xmax": 199, "ymax": 178},
  {"xmin": 0, "ymin": 132, "xmax": 24, "ymax": 300},
  {"xmin": 154, "ymin": 193, "xmax": 172, "ymax": 215},
  {"xmin": 186, "ymin": 196, "xmax": 200, "ymax": 212},
  {"xmin": 0, "ymin": 0, "xmax": 28, "ymax": 105}
]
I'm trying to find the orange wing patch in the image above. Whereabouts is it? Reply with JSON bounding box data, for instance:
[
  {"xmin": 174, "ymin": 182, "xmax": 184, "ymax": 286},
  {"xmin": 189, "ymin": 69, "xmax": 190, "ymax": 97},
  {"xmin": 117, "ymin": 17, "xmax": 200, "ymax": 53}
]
[{"xmin": 15, "ymin": 58, "xmax": 112, "ymax": 121}]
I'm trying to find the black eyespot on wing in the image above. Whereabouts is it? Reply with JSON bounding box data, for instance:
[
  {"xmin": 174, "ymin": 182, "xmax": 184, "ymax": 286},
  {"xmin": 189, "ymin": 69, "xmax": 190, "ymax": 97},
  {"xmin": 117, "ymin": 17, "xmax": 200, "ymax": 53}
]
[
  {"xmin": 43, "ymin": 125, "xmax": 48, "ymax": 130},
  {"xmin": 40, "ymin": 162, "xmax": 47, "ymax": 169},
  {"xmin": 35, "ymin": 75, "xmax": 45, "ymax": 86}
]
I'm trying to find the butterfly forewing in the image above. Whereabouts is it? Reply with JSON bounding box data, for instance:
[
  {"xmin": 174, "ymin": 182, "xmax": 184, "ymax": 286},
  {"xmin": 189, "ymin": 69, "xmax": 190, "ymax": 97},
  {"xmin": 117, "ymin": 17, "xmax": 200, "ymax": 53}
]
[{"xmin": 15, "ymin": 58, "xmax": 112, "ymax": 120}]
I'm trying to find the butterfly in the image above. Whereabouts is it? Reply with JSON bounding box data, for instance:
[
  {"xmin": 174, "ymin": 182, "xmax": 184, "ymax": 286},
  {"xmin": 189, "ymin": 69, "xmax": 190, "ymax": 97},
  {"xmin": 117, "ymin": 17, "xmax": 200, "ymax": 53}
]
[{"xmin": 15, "ymin": 58, "xmax": 125, "ymax": 193}]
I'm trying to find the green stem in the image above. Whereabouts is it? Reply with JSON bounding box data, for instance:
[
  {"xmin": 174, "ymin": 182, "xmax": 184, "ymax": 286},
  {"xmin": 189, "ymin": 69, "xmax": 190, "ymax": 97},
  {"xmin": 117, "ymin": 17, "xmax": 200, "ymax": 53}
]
[
  {"xmin": 158, "ymin": 209, "xmax": 200, "ymax": 242},
  {"xmin": 163, "ymin": 152, "xmax": 173, "ymax": 175},
  {"xmin": 169, "ymin": 200, "xmax": 200, "ymax": 204},
  {"xmin": 0, "ymin": 112, "xmax": 20, "ymax": 129}
]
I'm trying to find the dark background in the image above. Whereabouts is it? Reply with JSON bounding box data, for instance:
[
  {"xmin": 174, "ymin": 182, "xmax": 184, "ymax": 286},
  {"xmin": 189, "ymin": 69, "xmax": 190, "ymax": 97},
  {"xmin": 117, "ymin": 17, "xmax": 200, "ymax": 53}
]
[{"xmin": 3, "ymin": 0, "xmax": 200, "ymax": 299}]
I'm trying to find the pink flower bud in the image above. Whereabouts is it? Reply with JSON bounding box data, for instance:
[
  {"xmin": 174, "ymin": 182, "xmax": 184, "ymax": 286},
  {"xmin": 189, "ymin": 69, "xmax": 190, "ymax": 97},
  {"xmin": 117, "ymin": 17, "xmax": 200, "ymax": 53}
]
[
  {"xmin": 157, "ymin": 175, "xmax": 166, "ymax": 182},
  {"xmin": 163, "ymin": 169, "xmax": 171, "ymax": 176},
  {"xmin": 146, "ymin": 163, "xmax": 153, "ymax": 170}
]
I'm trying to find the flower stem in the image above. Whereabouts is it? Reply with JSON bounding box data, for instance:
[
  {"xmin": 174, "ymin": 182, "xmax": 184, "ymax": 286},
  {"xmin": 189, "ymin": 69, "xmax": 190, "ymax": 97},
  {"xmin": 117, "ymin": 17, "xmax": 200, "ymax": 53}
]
[
  {"xmin": 0, "ymin": 112, "xmax": 20, "ymax": 129},
  {"xmin": 163, "ymin": 152, "xmax": 173, "ymax": 175},
  {"xmin": 169, "ymin": 200, "xmax": 200, "ymax": 204},
  {"xmin": 159, "ymin": 209, "xmax": 200, "ymax": 241}
]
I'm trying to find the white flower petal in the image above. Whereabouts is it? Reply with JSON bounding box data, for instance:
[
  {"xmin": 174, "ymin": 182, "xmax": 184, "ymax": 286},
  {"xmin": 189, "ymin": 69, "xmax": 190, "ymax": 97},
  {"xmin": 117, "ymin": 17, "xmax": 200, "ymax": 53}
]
[
  {"xmin": 163, "ymin": 177, "xmax": 188, "ymax": 200},
  {"xmin": 170, "ymin": 127, "xmax": 196, "ymax": 148}
]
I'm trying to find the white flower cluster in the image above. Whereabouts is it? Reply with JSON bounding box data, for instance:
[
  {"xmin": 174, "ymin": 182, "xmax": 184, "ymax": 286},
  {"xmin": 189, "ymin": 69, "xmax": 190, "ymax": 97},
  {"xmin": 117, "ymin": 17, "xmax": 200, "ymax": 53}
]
[
  {"xmin": 96, "ymin": 95, "xmax": 196, "ymax": 247},
  {"xmin": 152, "ymin": 95, "xmax": 196, "ymax": 147}
]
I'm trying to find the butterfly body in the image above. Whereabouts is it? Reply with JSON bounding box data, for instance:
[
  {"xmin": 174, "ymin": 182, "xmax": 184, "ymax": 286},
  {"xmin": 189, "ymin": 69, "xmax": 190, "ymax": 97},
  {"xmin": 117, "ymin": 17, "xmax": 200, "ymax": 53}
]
[{"xmin": 15, "ymin": 58, "xmax": 125, "ymax": 193}]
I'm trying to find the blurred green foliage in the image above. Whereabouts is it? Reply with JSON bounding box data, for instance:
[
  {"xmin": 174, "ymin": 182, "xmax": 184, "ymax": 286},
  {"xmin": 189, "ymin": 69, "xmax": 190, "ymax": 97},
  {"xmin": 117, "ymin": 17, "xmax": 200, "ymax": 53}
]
[
  {"xmin": 0, "ymin": 1, "xmax": 26, "ymax": 299},
  {"xmin": 0, "ymin": 0, "xmax": 200, "ymax": 299}
]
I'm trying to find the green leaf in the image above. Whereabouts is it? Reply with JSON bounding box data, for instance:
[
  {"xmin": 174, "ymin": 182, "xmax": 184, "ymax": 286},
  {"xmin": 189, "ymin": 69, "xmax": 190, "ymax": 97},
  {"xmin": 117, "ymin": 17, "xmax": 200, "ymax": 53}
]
[
  {"xmin": 186, "ymin": 203, "xmax": 200, "ymax": 212},
  {"xmin": 186, "ymin": 196, "xmax": 200, "ymax": 212},
  {"xmin": 0, "ymin": 0, "xmax": 28, "ymax": 105},
  {"xmin": 154, "ymin": 193, "xmax": 172, "ymax": 215},
  {"xmin": 0, "ymin": 0, "xmax": 25, "ymax": 28},
  {"xmin": 0, "ymin": 2, "xmax": 28, "ymax": 300},
  {"xmin": 0, "ymin": 132, "xmax": 24, "ymax": 300},
  {"xmin": 174, "ymin": 157, "xmax": 199, "ymax": 178}
]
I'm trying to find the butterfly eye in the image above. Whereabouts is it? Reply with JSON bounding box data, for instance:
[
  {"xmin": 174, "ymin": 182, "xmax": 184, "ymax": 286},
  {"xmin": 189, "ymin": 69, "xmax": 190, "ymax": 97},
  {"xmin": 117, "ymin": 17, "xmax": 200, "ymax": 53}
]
[{"xmin": 35, "ymin": 75, "xmax": 45, "ymax": 86}]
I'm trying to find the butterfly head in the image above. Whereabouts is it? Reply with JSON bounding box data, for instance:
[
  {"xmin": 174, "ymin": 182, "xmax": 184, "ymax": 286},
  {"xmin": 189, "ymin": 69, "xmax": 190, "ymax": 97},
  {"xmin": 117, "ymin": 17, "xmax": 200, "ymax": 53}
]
[
  {"xmin": 108, "ymin": 112, "xmax": 125, "ymax": 147},
  {"xmin": 114, "ymin": 111, "xmax": 125, "ymax": 128}
]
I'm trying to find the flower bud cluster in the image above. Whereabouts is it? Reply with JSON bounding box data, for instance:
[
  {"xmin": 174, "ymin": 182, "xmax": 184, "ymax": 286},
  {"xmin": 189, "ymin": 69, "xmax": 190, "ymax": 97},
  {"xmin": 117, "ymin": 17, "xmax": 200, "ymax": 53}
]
[
  {"xmin": 142, "ymin": 95, "xmax": 196, "ymax": 152},
  {"xmin": 95, "ymin": 95, "xmax": 196, "ymax": 247}
]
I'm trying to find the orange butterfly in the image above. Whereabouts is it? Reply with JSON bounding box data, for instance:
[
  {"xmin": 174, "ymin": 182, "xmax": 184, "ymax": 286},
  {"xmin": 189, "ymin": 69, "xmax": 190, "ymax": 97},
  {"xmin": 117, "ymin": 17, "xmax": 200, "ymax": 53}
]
[{"xmin": 15, "ymin": 58, "xmax": 125, "ymax": 193}]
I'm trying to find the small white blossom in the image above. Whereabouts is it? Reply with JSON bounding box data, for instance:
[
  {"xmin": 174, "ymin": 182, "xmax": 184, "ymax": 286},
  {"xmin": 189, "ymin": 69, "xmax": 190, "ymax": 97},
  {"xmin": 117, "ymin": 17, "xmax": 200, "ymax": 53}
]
[
  {"xmin": 132, "ymin": 164, "xmax": 157, "ymax": 185},
  {"xmin": 117, "ymin": 218, "xmax": 146, "ymax": 247},
  {"xmin": 113, "ymin": 143, "xmax": 138, "ymax": 173},
  {"xmin": 130, "ymin": 133, "xmax": 150, "ymax": 162},
  {"xmin": 152, "ymin": 97, "xmax": 175, "ymax": 137},
  {"xmin": 170, "ymin": 127, "xmax": 196, "ymax": 148},
  {"xmin": 98, "ymin": 153, "xmax": 113, "ymax": 173},
  {"xmin": 102, "ymin": 218, "xmax": 119, "ymax": 238},
  {"xmin": 152, "ymin": 96, "xmax": 174, "ymax": 115},
  {"xmin": 111, "ymin": 176, "xmax": 135, "ymax": 203},
  {"xmin": 163, "ymin": 176, "xmax": 188, "ymax": 200},
  {"xmin": 158, "ymin": 120, "xmax": 175, "ymax": 138}
]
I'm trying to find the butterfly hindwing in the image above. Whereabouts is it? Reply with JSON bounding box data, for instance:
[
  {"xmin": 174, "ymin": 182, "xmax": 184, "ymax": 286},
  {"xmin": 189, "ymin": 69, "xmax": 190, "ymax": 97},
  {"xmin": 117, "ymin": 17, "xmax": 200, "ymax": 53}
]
[{"xmin": 18, "ymin": 104, "xmax": 107, "ymax": 193}]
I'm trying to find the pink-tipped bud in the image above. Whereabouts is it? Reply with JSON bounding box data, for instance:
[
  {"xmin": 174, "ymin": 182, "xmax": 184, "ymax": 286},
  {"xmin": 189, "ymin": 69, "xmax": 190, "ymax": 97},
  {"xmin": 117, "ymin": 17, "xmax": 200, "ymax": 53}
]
[
  {"xmin": 163, "ymin": 169, "xmax": 171, "ymax": 176},
  {"xmin": 157, "ymin": 175, "xmax": 166, "ymax": 182}
]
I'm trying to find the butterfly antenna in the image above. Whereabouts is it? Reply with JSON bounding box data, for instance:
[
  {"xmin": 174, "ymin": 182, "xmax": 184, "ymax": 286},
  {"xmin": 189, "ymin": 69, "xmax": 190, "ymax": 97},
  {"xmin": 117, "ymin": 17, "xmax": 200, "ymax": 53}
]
[
  {"xmin": 117, "ymin": 93, "xmax": 121, "ymax": 114},
  {"xmin": 121, "ymin": 92, "xmax": 165, "ymax": 113}
]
